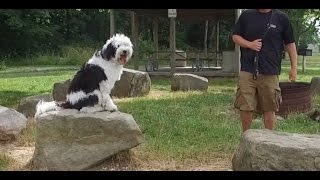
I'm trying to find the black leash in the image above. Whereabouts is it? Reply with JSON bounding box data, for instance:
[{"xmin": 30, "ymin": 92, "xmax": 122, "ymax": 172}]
[
  {"xmin": 253, "ymin": 9, "xmax": 275, "ymax": 80},
  {"xmin": 253, "ymin": 52, "xmax": 259, "ymax": 80}
]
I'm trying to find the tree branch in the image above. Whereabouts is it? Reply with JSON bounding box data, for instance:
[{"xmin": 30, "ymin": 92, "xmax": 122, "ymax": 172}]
[{"xmin": 299, "ymin": 17, "xmax": 320, "ymax": 35}]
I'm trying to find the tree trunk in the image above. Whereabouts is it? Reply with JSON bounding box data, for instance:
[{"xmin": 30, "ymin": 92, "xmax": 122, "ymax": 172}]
[
  {"xmin": 110, "ymin": 9, "xmax": 115, "ymax": 37},
  {"xmin": 209, "ymin": 20, "xmax": 216, "ymax": 50},
  {"xmin": 216, "ymin": 20, "xmax": 220, "ymax": 67}
]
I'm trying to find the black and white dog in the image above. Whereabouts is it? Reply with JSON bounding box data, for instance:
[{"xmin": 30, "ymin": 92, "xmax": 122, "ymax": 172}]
[{"xmin": 35, "ymin": 33, "xmax": 133, "ymax": 118}]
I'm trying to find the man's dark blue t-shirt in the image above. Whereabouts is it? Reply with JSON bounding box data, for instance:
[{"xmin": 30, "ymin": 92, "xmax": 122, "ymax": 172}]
[{"xmin": 233, "ymin": 9, "xmax": 295, "ymax": 75}]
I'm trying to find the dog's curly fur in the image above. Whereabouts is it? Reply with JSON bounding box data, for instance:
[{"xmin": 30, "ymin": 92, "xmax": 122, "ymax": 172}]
[{"xmin": 35, "ymin": 34, "xmax": 133, "ymax": 118}]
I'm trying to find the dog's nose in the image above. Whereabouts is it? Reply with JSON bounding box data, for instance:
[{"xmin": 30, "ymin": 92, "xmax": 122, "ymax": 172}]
[{"xmin": 123, "ymin": 50, "xmax": 127, "ymax": 54}]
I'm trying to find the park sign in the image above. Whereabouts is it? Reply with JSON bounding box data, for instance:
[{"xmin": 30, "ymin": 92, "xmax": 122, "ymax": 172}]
[{"xmin": 168, "ymin": 9, "xmax": 177, "ymax": 18}]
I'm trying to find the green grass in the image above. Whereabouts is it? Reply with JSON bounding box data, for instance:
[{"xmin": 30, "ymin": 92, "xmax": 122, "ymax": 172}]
[
  {"xmin": 0, "ymin": 68, "xmax": 76, "ymax": 108},
  {"xmin": 279, "ymin": 67, "xmax": 318, "ymax": 82},
  {"xmin": 0, "ymin": 153, "xmax": 14, "ymax": 170},
  {"xmin": 119, "ymin": 89, "xmax": 241, "ymax": 159},
  {"xmin": 277, "ymin": 113, "xmax": 320, "ymax": 134}
]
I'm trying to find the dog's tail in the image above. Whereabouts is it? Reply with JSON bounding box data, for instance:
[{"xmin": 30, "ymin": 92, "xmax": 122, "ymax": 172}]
[{"xmin": 34, "ymin": 100, "xmax": 60, "ymax": 119}]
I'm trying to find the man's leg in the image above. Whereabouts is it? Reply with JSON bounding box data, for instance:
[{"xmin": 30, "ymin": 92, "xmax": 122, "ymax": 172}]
[
  {"xmin": 257, "ymin": 74, "xmax": 280, "ymax": 131},
  {"xmin": 240, "ymin": 110, "xmax": 253, "ymax": 132},
  {"xmin": 235, "ymin": 71, "xmax": 257, "ymax": 133},
  {"xmin": 263, "ymin": 111, "xmax": 276, "ymax": 130}
]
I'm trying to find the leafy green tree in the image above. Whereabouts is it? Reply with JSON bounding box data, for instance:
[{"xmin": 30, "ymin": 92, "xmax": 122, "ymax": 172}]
[{"xmin": 282, "ymin": 9, "xmax": 320, "ymax": 48}]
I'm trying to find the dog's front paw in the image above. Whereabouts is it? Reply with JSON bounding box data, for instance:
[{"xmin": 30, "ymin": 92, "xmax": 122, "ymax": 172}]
[
  {"xmin": 80, "ymin": 107, "xmax": 93, "ymax": 113},
  {"xmin": 80, "ymin": 106, "xmax": 104, "ymax": 113},
  {"xmin": 102, "ymin": 103, "xmax": 118, "ymax": 112}
]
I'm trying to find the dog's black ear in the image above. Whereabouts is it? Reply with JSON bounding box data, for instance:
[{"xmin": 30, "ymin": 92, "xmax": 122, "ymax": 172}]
[{"xmin": 101, "ymin": 43, "xmax": 116, "ymax": 60}]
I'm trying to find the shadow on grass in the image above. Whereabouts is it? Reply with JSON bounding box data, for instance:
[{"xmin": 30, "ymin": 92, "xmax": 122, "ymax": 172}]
[
  {"xmin": 0, "ymin": 90, "xmax": 38, "ymax": 108},
  {"xmin": 0, "ymin": 70, "xmax": 76, "ymax": 79}
]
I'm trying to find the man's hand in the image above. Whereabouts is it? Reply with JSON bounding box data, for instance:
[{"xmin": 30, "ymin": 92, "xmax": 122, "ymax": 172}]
[
  {"xmin": 289, "ymin": 67, "xmax": 297, "ymax": 82},
  {"xmin": 249, "ymin": 39, "xmax": 262, "ymax": 52},
  {"xmin": 232, "ymin": 35, "xmax": 262, "ymax": 52}
]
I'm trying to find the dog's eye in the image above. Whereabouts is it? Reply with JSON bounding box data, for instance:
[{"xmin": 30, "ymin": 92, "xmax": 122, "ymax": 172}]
[{"xmin": 118, "ymin": 45, "xmax": 120, "ymax": 48}]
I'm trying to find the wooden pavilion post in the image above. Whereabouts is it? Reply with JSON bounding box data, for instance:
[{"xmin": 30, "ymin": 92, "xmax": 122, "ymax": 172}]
[
  {"xmin": 131, "ymin": 12, "xmax": 139, "ymax": 70},
  {"xmin": 169, "ymin": 9, "xmax": 176, "ymax": 76},
  {"xmin": 153, "ymin": 18, "xmax": 159, "ymax": 65},
  {"xmin": 204, "ymin": 20, "xmax": 208, "ymax": 58},
  {"xmin": 215, "ymin": 20, "xmax": 220, "ymax": 67},
  {"xmin": 234, "ymin": 9, "xmax": 241, "ymax": 75}
]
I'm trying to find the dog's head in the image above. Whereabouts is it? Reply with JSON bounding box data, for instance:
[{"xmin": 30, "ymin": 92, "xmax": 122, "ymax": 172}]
[{"xmin": 100, "ymin": 33, "xmax": 133, "ymax": 65}]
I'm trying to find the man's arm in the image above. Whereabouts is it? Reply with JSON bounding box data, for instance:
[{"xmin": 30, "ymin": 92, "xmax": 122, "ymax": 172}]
[
  {"xmin": 285, "ymin": 42, "xmax": 298, "ymax": 82},
  {"xmin": 232, "ymin": 35, "xmax": 262, "ymax": 52}
]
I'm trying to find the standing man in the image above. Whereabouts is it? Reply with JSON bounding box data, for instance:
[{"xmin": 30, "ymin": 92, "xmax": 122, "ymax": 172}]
[{"xmin": 232, "ymin": 9, "xmax": 298, "ymax": 132}]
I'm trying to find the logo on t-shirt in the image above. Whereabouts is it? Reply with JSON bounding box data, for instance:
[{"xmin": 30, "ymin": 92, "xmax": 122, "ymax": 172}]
[{"xmin": 269, "ymin": 24, "xmax": 277, "ymax": 29}]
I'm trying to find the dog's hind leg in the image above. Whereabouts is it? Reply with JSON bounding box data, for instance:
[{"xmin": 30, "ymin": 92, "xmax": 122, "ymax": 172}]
[{"xmin": 80, "ymin": 105, "xmax": 104, "ymax": 113}]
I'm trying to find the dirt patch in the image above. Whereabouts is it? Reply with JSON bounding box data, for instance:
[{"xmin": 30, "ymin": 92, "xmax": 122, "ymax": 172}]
[
  {"xmin": 87, "ymin": 150, "xmax": 232, "ymax": 171},
  {"xmin": 0, "ymin": 144, "xmax": 232, "ymax": 171},
  {"xmin": 0, "ymin": 142, "xmax": 34, "ymax": 170}
]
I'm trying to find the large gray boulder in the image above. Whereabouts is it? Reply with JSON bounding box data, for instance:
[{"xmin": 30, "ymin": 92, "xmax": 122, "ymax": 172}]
[
  {"xmin": 32, "ymin": 109, "xmax": 144, "ymax": 171},
  {"xmin": 232, "ymin": 129, "xmax": 320, "ymax": 171},
  {"xmin": 311, "ymin": 77, "xmax": 320, "ymax": 96},
  {"xmin": 17, "ymin": 93, "xmax": 53, "ymax": 118},
  {"xmin": 111, "ymin": 68, "xmax": 151, "ymax": 98},
  {"xmin": 52, "ymin": 68, "xmax": 151, "ymax": 101},
  {"xmin": 0, "ymin": 105, "xmax": 27, "ymax": 141},
  {"xmin": 171, "ymin": 73, "xmax": 208, "ymax": 91}
]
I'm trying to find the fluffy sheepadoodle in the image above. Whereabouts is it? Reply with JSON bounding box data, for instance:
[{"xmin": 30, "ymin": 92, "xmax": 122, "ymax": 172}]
[{"xmin": 35, "ymin": 33, "xmax": 133, "ymax": 118}]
